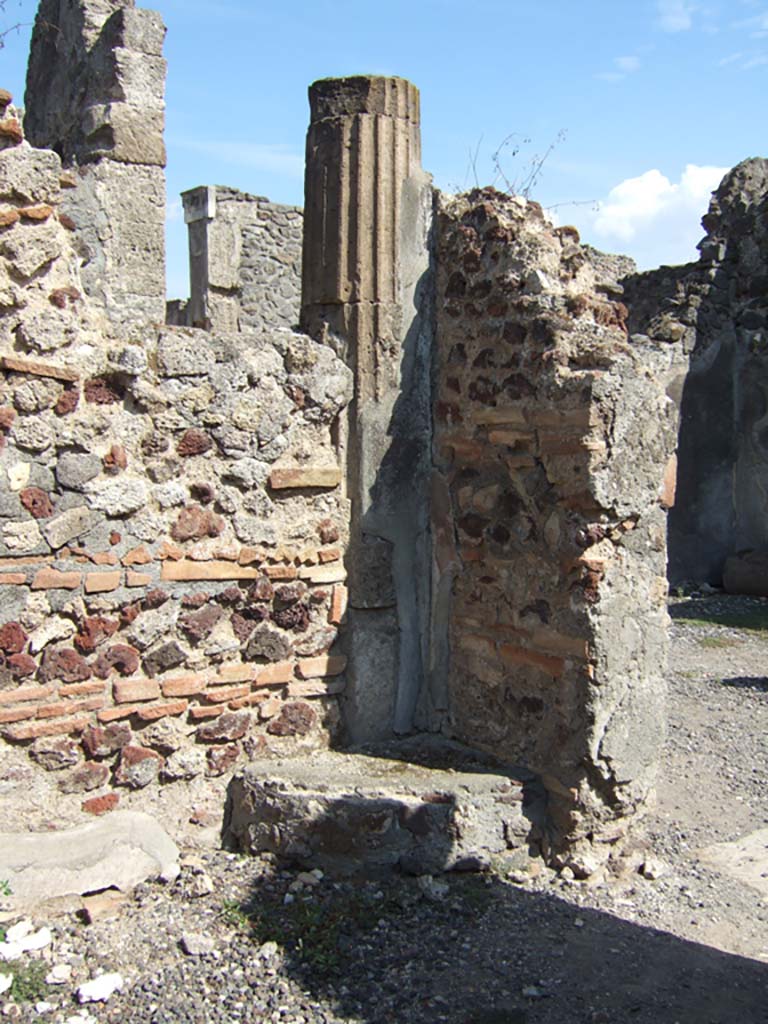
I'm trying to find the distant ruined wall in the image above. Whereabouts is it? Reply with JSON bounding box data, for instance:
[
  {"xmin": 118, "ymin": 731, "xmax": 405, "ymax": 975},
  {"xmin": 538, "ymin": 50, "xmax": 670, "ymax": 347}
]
[
  {"xmin": 625, "ymin": 159, "xmax": 768, "ymax": 585},
  {"xmin": 181, "ymin": 186, "xmax": 302, "ymax": 333},
  {"xmin": 432, "ymin": 192, "xmax": 679, "ymax": 863},
  {"xmin": 24, "ymin": 0, "xmax": 167, "ymax": 332}
]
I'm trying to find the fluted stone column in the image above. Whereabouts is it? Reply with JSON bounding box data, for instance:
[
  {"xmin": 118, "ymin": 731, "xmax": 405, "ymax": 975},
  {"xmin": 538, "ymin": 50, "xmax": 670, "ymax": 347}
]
[{"xmin": 301, "ymin": 76, "xmax": 435, "ymax": 741}]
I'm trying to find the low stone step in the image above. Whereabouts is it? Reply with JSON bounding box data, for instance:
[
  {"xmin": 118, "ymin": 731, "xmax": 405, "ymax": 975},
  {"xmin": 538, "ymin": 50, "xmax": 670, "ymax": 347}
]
[{"xmin": 224, "ymin": 739, "xmax": 547, "ymax": 876}]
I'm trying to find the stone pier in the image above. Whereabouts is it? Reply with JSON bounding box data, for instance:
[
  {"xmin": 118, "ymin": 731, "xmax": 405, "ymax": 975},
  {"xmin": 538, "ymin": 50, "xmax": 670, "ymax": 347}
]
[
  {"xmin": 301, "ymin": 77, "xmax": 435, "ymax": 741},
  {"xmin": 24, "ymin": 0, "xmax": 167, "ymax": 333}
]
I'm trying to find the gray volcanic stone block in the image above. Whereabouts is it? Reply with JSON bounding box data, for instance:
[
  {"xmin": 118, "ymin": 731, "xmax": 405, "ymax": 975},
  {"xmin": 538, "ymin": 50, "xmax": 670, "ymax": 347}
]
[{"xmin": 224, "ymin": 742, "xmax": 545, "ymax": 876}]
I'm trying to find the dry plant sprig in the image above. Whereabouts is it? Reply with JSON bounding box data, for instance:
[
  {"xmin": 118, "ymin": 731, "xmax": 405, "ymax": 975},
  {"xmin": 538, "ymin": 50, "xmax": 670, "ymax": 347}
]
[{"xmin": 492, "ymin": 128, "xmax": 568, "ymax": 199}]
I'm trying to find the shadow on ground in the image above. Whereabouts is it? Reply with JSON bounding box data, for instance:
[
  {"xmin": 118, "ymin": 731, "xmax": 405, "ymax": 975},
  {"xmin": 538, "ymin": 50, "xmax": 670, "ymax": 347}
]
[
  {"xmin": 669, "ymin": 597, "xmax": 768, "ymax": 633},
  {"xmin": 719, "ymin": 675, "xmax": 768, "ymax": 692},
  {"xmin": 228, "ymin": 842, "xmax": 768, "ymax": 1024}
]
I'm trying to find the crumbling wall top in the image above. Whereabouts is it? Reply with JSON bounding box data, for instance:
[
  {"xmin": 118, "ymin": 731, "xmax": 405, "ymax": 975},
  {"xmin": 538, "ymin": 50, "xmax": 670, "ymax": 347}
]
[
  {"xmin": 24, "ymin": 0, "xmax": 166, "ymax": 167},
  {"xmin": 309, "ymin": 76, "xmax": 420, "ymax": 123}
]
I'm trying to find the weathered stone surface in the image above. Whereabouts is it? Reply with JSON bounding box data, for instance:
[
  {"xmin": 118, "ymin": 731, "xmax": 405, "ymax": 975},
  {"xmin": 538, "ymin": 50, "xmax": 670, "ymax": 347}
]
[
  {"xmin": 82, "ymin": 723, "xmax": 132, "ymax": 759},
  {"xmin": 56, "ymin": 452, "xmax": 101, "ymax": 491},
  {"xmin": 42, "ymin": 507, "xmax": 101, "ymax": 549},
  {"xmin": 162, "ymin": 747, "xmax": 206, "ymax": 781},
  {"xmin": 225, "ymin": 742, "xmax": 543, "ymax": 875},
  {"xmin": 0, "ymin": 811, "xmax": 179, "ymax": 908},
  {"xmin": 626, "ymin": 159, "xmax": 768, "ymax": 585},
  {"xmin": 29, "ymin": 736, "xmax": 80, "ymax": 771},
  {"xmin": 196, "ymin": 710, "xmax": 250, "ymax": 743},
  {"xmin": 87, "ymin": 478, "xmax": 148, "ymax": 516},
  {"xmin": 58, "ymin": 761, "xmax": 110, "ymax": 793},
  {"xmin": 2, "ymin": 519, "xmax": 44, "ymax": 553},
  {"xmin": 266, "ymin": 702, "xmax": 316, "ymax": 737},
  {"xmin": 245, "ymin": 625, "xmax": 293, "ymax": 663},
  {"xmin": 115, "ymin": 746, "xmax": 163, "ymax": 789},
  {"xmin": 39, "ymin": 647, "xmax": 91, "ymax": 684}
]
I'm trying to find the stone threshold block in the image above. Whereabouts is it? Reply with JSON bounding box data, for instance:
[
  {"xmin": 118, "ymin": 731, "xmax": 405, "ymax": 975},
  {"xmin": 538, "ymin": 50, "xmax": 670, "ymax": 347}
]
[{"xmin": 223, "ymin": 738, "xmax": 547, "ymax": 876}]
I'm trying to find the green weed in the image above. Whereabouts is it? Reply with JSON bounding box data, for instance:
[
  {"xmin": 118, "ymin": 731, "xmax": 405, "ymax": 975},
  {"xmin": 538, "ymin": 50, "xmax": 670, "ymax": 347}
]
[
  {"xmin": 5, "ymin": 960, "xmax": 48, "ymax": 1003},
  {"xmin": 697, "ymin": 636, "xmax": 738, "ymax": 649},
  {"xmin": 674, "ymin": 607, "xmax": 768, "ymax": 633}
]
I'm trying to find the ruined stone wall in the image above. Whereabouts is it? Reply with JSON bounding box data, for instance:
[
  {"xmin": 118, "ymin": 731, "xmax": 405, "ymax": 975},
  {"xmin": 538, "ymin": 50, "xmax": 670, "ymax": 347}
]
[
  {"xmin": 23, "ymin": 0, "xmax": 167, "ymax": 332},
  {"xmin": 625, "ymin": 159, "xmax": 768, "ymax": 585},
  {"xmin": 0, "ymin": 103, "xmax": 353, "ymax": 802},
  {"xmin": 181, "ymin": 186, "xmax": 302, "ymax": 333},
  {"xmin": 432, "ymin": 191, "xmax": 679, "ymax": 865}
]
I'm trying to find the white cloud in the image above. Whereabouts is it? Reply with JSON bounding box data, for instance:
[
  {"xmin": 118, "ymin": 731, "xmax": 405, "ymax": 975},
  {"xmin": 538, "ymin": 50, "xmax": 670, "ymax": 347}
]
[
  {"xmin": 657, "ymin": 0, "xmax": 697, "ymax": 32},
  {"xmin": 595, "ymin": 54, "xmax": 641, "ymax": 81},
  {"xmin": 565, "ymin": 164, "xmax": 729, "ymax": 270},
  {"xmin": 615, "ymin": 55, "xmax": 641, "ymax": 72},
  {"xmin": 736, "ymin": 10, "xmax": 768, "ymax": 35},
  {"xmin": 717, "ymin": 48, "xmax": 768, "ymax": 68}
]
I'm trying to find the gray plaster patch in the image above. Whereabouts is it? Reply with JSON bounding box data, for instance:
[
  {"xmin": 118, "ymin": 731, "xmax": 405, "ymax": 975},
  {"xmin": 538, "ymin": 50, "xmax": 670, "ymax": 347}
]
[{"xmin": 0, "ymin": 811, "xmax": 179, "ymax": 910}]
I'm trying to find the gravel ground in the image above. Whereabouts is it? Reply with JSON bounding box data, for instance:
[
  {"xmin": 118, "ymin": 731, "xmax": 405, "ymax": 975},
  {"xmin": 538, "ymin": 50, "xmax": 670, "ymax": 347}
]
[{"xmin": 3, "ymin": 593, "xmax": 768, "ymax": 1024}]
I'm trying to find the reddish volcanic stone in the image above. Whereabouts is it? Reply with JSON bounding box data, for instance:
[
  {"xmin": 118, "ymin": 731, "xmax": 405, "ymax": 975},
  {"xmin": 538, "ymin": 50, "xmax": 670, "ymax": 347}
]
[
  {"xmin": 82, "ymin": 723, "xmax": 132, "ymax": 759},
  {"xmin": 171, "ymin": 505, "xmax": 224, "ymax": 542},
  {"xmin": 74, "ymin": 616, "xmax": 119, "ymax": 653},
  {"xmin": 8, "ymin": 653, "xmax": 36, "ymax": 677},
  {"xmin": 84, "ymin": 376, "xmax": 123, "ymax": 405},
  {"xmin": 20, "ymin": 487, "xmax": 54, "ymax": 519},
  {"xmin": 82, "ymin": 793, "xmax": 120, "ymax": 816},
  {"xmin": 196, "ymin": 711, "xmax": 250, "ymax": 743},
  {"xmin": 266, "ymin": 702, "xmax": 316, "ymax": 737},
  {"xmin": 115, "ymin": 746, "xmax": 163, "ymax": 789},
  {"xmin": 93, "ymin": 644, "xmax": 140, "ymax": 679},
  {"xmin": 103, "ymin": 444, "xmax": 128, "ymax": 474},
  {"xmin": 0, "ymin": 622, "xmax": 28, "ymax": 655},
  {"xmin": 54, "ymin": 386, "xmax": 80, "ymax": 416},
  {"xmin": 317, "ymin": 518, "xmax": 340, "ymax": 545},
  {"xmin": 206, "ymin": 743, "xmax": 240, "ymax": 777},
  {"xmin": 179, "ymin": 604, "xmax": 223, "ymax": 642},
  {"xmin": 39, "ymin": 647, "xmax": 91, "ymax": 684},
  {"xmin": 58, "ymin": 761, "xmax": 110, "ymax": 794},
  {"xmin": 176, "ymin": 429, "xmax": 213, "ymax": 457}
]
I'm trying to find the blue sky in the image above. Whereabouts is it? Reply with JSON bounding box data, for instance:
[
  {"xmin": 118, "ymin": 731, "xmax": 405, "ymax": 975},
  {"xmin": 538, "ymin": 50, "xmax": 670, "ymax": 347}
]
[{"xmin": 2, "ymin": 0, "xmax": 767, "ymax": 297}]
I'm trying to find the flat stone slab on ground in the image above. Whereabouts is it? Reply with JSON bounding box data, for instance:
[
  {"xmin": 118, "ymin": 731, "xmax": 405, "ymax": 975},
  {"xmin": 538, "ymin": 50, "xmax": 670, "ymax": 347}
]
[
  {"xmin": 0, "ymin": 811, "xmax": 180, "ymax": 910},
  {"xmin": 698, "ymin": 828, "xmax": 768, "ymax": 900},
  {"xmin": 224, "ymin": 740, "xmax": 546, "ymax": 875}
]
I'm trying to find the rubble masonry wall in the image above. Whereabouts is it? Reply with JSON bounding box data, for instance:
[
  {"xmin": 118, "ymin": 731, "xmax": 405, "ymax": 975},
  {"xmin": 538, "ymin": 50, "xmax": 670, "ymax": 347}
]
[
  {"xmin": 431, "ymin": 191, "xmax": 679, "ymax": 862},
  {"xmin": 0, "ymin": 93, "xmax": 354, "ymax": 800}
]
